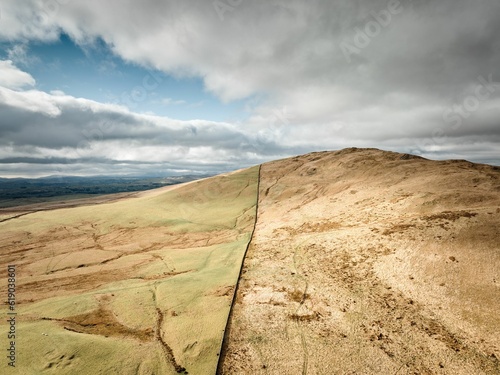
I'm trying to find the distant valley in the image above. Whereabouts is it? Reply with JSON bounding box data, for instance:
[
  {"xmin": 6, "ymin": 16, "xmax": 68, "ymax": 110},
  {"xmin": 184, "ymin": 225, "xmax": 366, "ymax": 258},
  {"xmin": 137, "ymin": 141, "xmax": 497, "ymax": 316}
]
[{"xmin": 0, "ymin": 175, "xmax": 211, "ymax": 209}]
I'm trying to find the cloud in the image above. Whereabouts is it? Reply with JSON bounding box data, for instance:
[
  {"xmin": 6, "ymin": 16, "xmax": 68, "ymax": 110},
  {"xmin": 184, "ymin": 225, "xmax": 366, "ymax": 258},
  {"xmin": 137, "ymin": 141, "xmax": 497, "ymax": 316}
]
[
  {"xmin": 0, "ymin": 81, "xmax": 290, "ymax": 176},
  {"xmin": 0, "ymin": 60, "xmax": 36, "ymax": 89},
  {"xmin": 7, "ymin": 44, "xmax": 35, "ymax": 66},
  {"xmin": 162, "ymin": 98, "xmax": 186, "ymax": 106},
  {"xmin": 1, "ymin": 1, "xmax": 499, "ymax": 99},
  {"xmin": 0, "ymin": 0, "xmax": 499, "ymax": 176}
]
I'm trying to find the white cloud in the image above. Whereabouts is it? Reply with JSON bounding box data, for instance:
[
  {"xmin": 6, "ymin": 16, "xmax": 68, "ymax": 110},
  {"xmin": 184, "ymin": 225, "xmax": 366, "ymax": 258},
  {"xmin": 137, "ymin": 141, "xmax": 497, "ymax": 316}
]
[
  {"xmin": 0, "ymin": 80, "xmax": 282, "ymax": 163},
  {"xmin": 0, "ymin": 86, "xmax": 60, "ymax": 116},
  {"xmin": 0, "ymin": 0, "xmax": 499, "ymax": 176},
  {"xmin": 0, "ymin": 60, "xmax": 36, "ymax": 89},
  {"xmin": 7, "ymin": 44, "xmax": 31, "ymax": 65},
  {"xmin": 162, "ymin": 98, "xmax": 186, "ymax": 106}
]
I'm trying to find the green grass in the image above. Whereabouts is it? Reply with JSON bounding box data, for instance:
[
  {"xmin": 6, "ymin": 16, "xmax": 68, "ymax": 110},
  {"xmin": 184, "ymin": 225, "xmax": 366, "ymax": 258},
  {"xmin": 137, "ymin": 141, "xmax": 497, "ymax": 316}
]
[{"xmin": 0, "ymin": 166, "xmax": 259, "ymax": 374}]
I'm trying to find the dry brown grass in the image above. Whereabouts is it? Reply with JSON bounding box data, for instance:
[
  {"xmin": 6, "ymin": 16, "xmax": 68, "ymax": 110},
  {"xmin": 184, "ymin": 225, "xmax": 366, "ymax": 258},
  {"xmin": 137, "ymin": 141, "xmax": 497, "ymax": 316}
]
[{"xmin": 222, "ymin": 148, "xmax": 500, "ymax": 375}]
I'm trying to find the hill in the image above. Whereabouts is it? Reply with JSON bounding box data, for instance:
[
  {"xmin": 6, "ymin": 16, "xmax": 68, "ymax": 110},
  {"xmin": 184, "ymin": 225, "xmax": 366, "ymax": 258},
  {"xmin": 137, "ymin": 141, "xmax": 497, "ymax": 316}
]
[
  {"xmin": 0, "ymin": 175, "xmax": 207, "ymax": 209},
  {"xmin": 1, "ymin": 148, "xmax": 499, "ymax": 374},
  {"xmin": 0, "ymin": 167, "xmax": 259, "ymax": 374},
  {"xmin": 221, "ymin": 148, "xmax": 500, "ymax": 374}
]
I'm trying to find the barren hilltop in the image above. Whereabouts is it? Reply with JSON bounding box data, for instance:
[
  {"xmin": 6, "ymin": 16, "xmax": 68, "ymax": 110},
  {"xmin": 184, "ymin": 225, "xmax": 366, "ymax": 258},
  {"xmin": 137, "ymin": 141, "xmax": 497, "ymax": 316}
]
[
  {"xmin": 222, "ymin": 148, "xmax": 500, "ymax": 375},
  {"xmin": 1, "ymin": 148, "xmax": 499, "ymax": 374}
]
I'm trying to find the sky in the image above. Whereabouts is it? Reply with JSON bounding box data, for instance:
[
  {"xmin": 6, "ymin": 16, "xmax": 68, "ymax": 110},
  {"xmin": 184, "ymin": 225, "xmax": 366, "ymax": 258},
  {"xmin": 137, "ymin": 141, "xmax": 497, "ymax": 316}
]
[{"xmin": 0, "ymin": 0, "xmax": 499, "ymax": 178}]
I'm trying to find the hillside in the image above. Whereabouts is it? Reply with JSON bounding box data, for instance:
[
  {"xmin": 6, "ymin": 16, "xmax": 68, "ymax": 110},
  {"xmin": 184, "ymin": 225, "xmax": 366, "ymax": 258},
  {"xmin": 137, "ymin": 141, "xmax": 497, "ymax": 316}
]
[
  {"xmin": 1, "ymin": 148, "xmax": 499, "ymax": 374},
  {"xmin": 0, "ymin": 167, "xmax": 259, "ymax": 374},
  {"xmin": 0, "ymin": 175, "xmax": 205, "ymax": 208},
  {"xmin": 221, "ymin": 148, "xmax": 500, "ymax": 374}
]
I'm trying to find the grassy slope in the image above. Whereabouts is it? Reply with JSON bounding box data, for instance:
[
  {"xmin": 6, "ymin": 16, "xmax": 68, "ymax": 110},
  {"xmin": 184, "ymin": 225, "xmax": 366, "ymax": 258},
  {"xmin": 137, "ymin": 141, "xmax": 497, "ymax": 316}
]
[{"xmin": 0, "ymin": 166, "xmax": 259, "ymax": 375}]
